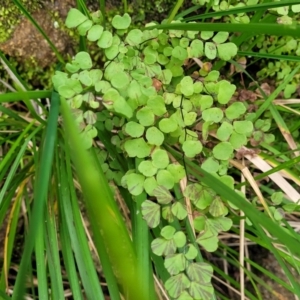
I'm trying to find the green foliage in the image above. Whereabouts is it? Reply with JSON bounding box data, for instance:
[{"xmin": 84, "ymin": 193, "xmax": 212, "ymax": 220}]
[
  {"xmin": 3, "ymin": 1, "xmax": 300, "ymax": 300},
  {"xmin": 46, "ymin": 4, "xmax": 300, "ymax": 299}
]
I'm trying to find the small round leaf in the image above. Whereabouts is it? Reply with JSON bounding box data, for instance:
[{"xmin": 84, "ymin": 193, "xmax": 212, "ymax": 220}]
[
  {"xmin": 173, "ymin": 231, "xmax": 187, "ymax": 248},
  {"xmin": 216, "ymin": 122, "xmax": 233, "ymax": 141},
  {"xmin": 111, "ymin": 71, "xmax": 130, "ymax": 89},
  {"xmin": 233, "ymin": 120, "xmax": 254, "ymax": 134},
  {"xmin": 202, "ymin": 107, "xmax": 223, "ymax": 123},
  {"xmin": 171, "ymin": 202, "xmax": 187, "ymax": 220},
  {"xmin": 205, "ymin": 42, "xmax": 217, "ymax": 59},
  {"xmin": 212, "ymin": 142, "xmax": 233, "ymax": 160},
  {"xmin": 141, "ymin": 200, "xmax": 161, "ymax": 228},
  {"xmin": 161, "ymin": 225, "xmax": 176, "ymax": 240},
  {"xmin": 112, "ymin": 14, "xmax": 131, "ymax": 29},
  {"xmin": 167, "ymin": 164, "xmax": 186, "ymax": 183},
  {"xmin": 156, "ymin": 170, "xmax": 175, "ymax": 189},
  {"xmin": 212, "ymin": 31, "xmax": 229, "ymax": 44},
  {"xmin": 182, "ymin": 140, "xmax": 202, "ymax": 158},
  {"xmin": 217, "ymin": 43, "xmax": 238, "ymax": 61},
  {"xmin": 147, "ymin": 96, "xmax": 167, "ymax": 116},
  {"xmin": 180, "ymin": 76, "xmax": 194, "ymax": 97},
  {"xmin": 146, "ymin": 127, "xmax": 164, "ymax": 146},
  {"xmin": 125, "ymin": 29, "xmax": 143, "ymax": 45},
  {"xmin": 152, "ymin": 149, "xmax": 169, "ymax": 169},
  {"xmin": 124, "ymin": 121, "xmax": 144, "ymax": 137},
  {"xmin": 97, "ymin": 31, "xmax": 113, "ymax": 48},
  {"xmin": 159, "ymin": 118, "xmax": 178, "ymax": 133},
  {"xmin": 153, "ymin": 185, "xmax": 173, "ymax": 204},
  {"xmin": 217, "ymin": 81, "xmax": 236, "ymax": 104},
  {"xmin": 138, "ymin": 161, "xmax": 158, "ymax": 177},
  {"xmin": 124, "ymin": 138, "xmax": 152, "ymax": 158},
  {"xmin": 225, "ymin": 102, "xmax": 247, "ymax": 120},
  {"xmin": 126, "ymin": 173, "xmax": 145, "ymax": 195},
  {"xmin": 65, "ymin": 8, "xmax": 88, "ymax": 28},
  {"xmin": 136, "ymin": 107, "xmax": 155, "ymax": 126},
  {"xmin": 87, "ymin": 25, "xmax": 104, "ymax": 41},
  {"xmin": 75, "ymin": 52, "xmax": 93, "ymax": 70}
]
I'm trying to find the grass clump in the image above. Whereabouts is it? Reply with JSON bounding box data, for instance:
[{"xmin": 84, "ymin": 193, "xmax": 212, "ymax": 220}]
[{"xmin": 0, "ymin": 1, "xmax": 300, "ymax": 300}]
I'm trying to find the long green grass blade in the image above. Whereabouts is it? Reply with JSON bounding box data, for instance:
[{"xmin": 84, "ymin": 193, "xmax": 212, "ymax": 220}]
[
  {"xmin": 238, "ymin": 51, "xmax": 300, "ymax": 62},
  {"xmin": 45, "ymin": 201, "xmax": 65, "ymax": 300},
  {"xmin": 0, "ymin": 123, "xmax": 37, "ymax": 207},
  {"xmin": 132, "ymin": 189, "xmax": 156, "ymax": 300},
  {"xmin": 166, "ymin": 0, "xmax": 184, "ymax": 23},
  {"xmin": 0, "ymin": 192, "xmax": 22, "ymax": 292},
  {"xmin": 0, "ymin": 91, "xmax": 52, "ymax": 103},
  {"xmin": 154, "ymin": 23, "xmax": 300, "ymax": 38},
  {"xmin": 59, "ymin": 146, "xmax": 105, "ymax": 300},
  {"xmin": 59, "ymin": 96, "xmax": 153, "ymax": 299},
  {"xmin": 254, "ymin": 64, "xmax": 300, "ymax": 120},
  {"xmin": 12, "ymin": 91, "xmax": 60, "ymax": 299},
  {"xmin": 35, "ymin": 226, "xmax": 48, "ymax": 300},
  {"xmin": 181, "ymin": 0, "xmax": 300, "ymax": 21}
]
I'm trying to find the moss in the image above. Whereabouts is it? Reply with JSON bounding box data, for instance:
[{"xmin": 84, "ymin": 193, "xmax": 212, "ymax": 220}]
[{"xmin": 0, "ymin": 0, "xmax": 41, "ymax": 43}]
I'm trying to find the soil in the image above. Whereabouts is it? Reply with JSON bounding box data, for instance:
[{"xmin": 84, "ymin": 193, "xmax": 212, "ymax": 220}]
[{"xmin": 0, "ymin": 0, "xmax": 75, "ymax": 68}]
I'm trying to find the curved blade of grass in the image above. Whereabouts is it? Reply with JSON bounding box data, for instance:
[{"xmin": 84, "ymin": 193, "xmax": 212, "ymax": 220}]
[
  {"xmin": 238, "ymin": 51, "xmax": 300, "ymax": 62},
  {"xmin": 223, "ymin": 245, "xmax": 294, "ymax": 292},
  {"xmin": 0, "ymin": 134, "xmax": 38, "ymax": 291},
  {"xmin": 153, "ymin": 22, "xmax": 300, "ymax": 38},
  {"xmin": 230, "ymin": 58, "xmax": 300, "ymax": 122},
  {"xmin": 45, "ymin": 200, "xmax": 65, "ymax": 300},
  {"xmin": 0, "ymin": 122, "xmax": 37, "ymax": 207},
  {"xmin": 0, "ymin": 91, "xmax": 52, "ymax": 103},
  {"xmin": 166, "ymin": 0, "xmax": 184, "ymax": 24},
  {"xmin": 0, "ymin": 51, "xmax": 28, "ymax": 89},
  {"xmin": 35, "ymin": 225, "xmax": 48, "ymax": 300},
  {"xmin": 95, "ymin": 129, "xmax": 157, "ymax": 299},
  {"xmin": 13, "ymin": 0, "xmax": 64, "ymax": 64},
  {"xmin": 76, "ymin": 0, "xmax": 91, "ymax": 18},
  {"xmin": 254, "ymin": 64, "xmax": 300, "ymax": 121},
  {"xmin": 0, "ymin": 105, "xmax": 28, "ymax": 123},
  {"xmin": 175, "ymin": 5, "xmax": 200, "ymax": 19},
  {"xmin": 75, "ymin": 0, "xmax": 89, "ymax": 52},
  {"xmin": 219, "ymin": 244, "xmax": 297, "ymax": 295},
  {"xmin": 255, "ymin": 223, "xmax": 300, "ymax": 295},
  {"xmin": 58, "ymin": 146, "xmax": 106, "ymax": 300},
  {"xmin": 0, "ymin": 53, "xmax": 47, "ymax": 124},
  {"xmin": 56, "ymin": 149, "xmax": 84, "ymax": 300},
  {"xmin": 12, "ymin": 91, "xmax": 60, "ymax": 300},
  {"xmin": 236, "ymin": 154, "xmax": 300, "ymax": 189},
  {"xmin": 60, "ymin": 96, "xmax": 152, "ymax": 299},
  {"xmin": 59, "ymin": 214, "xmax": 84, "ymax": 300},
  {"xmin": 2, "ymin": 186, "xmax": 22, "ymax": 291},
  {"xmin": 166, "ymin": 145, "xmax": 300, "ymax": 258},
  {"xmin": 132, "ymin": 187, "xmax": 157, "ymax": 300},
  {"xmin": 180, "ymin": 0, "xmax": 300, "ymax": 21},
  {"xmin": 216, "ymin": 249, "xmax": 268, "ymax": 299},
  {"xmin": 0, "ymin": 291, "xmax": 11, "ymax": 300},
  {"xmin": 98, "ymin": 0, "xmax": 106, "ymax": 28}
]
